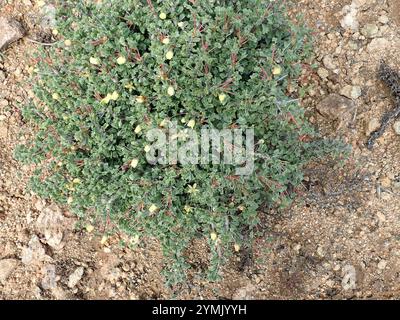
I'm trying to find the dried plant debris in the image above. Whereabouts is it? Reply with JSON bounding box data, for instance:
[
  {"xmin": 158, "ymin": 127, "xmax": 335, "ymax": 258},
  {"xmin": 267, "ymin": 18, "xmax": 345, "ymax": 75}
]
[{"xmin": 367, "ymin": 62, "xmax": 400, "ymax": 149}]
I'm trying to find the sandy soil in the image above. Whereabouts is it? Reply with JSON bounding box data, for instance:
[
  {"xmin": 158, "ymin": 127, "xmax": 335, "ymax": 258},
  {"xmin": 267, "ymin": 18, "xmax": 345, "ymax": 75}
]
[{"xmin": 0, "ymin": 0, "xmax": 400, "ymax": 300}]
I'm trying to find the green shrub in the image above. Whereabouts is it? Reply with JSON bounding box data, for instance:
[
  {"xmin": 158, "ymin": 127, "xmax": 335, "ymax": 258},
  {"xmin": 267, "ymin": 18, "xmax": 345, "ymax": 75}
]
[{"xmin": 16, "ymin": 0, "xmax": 346, "ymax": 284}]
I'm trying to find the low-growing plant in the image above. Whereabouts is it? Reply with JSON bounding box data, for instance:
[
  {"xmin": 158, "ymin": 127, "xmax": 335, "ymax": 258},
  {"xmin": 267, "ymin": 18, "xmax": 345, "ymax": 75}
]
[{"xmin": 16, "ymin": 0, "xmax": 347, "ymax": 284}]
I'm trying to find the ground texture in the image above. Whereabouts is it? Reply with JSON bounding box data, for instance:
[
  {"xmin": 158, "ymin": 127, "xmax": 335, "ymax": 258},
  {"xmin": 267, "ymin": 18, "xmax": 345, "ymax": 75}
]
[{"xmin": 0, "ymin": 0, "xmax": 400, "ymax": 299}]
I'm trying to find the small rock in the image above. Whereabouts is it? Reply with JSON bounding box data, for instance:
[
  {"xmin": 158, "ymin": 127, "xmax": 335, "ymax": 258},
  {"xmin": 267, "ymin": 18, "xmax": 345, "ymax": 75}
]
[
  {"xmin": 0, "ymin": 17, "xmax": 25, "ymax": 51},
  {"xmin": 376, "ymin": 212, "xmax": 386, "ymax": 223},
  {"xmin": 317, "ymin": 246, "xmax": 325, "ymax": 257},
  {"xmin": 368, "ymin": 38, "xmax": 390, "ymax": 52},
  {"xmin": 340, "ymin": 85, "xmax": 362, "ymax": 99},
  {"xmin": 68, "ymin": 267, "xmax": 85, "ymax": 288},
  {"xmin": 323, "ymin": 55, "xmax": 336, "ymax": 70},
  {"xmin": 341, "ymin": 265, "xmax": 357, "ymax": 290},
  {"xmin": 366, "ymin": 118, "xmax": 380, "ymax": 136},
  {"xmin": 380, "ymin": 176, "xmax": 392, "ymax": 188},
  {"xmin": 377, "ymin": 260, "xmax": 387, "ymax": 270},
  {"xmin": 393, "ymin": 121, "xmax": 400, "ymax": 135},
  {"xmin": 361, "ymin": 24, "xmax": 378, "ymax": 38},
  {"xmin": 40, "ymin": 4, "xmax": 57, "ymax": 29},
  {"xmin": 0, "ymin": 99, "xmax": 8, "ymax": 107},
  {"xmin": 41, "ymin": 264, "xmax": 57, "ymax": 290},
  {"xmin": 0, "ymin": 259, "xmax": 18, "ymax": 283},
  {"xmin": 316, "ymin": 94, "xmax": 355, "ymax": 123},
  {"xmin": 340, "ymin": 4, "xmax": 359, "ymax": 31},
  {"xmin": 21, "ymin": 235, "xmax": 49, "ymax": 265},
  {"xmin": 378, "ymin": 15, "xmax": 389, "ymax": 24},
  {"xmin": 317, "ymin": 67, "xmax": 329, "ymax": 79},
  {"xmin": 348, "ymin": 40, "xmax": 358, "ymax": 50},
  {"xmin": 36, "ymin": 205, "xmax": 65, "ymax": 250}
]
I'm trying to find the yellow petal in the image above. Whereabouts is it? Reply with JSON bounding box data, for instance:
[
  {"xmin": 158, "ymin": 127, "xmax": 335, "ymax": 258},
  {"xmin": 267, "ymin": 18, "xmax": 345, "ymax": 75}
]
[
  {"xmin": 219, "ymin": 93, "xmax": 226, "ymax": 103},
  {"xmin": 136, "ymin": 96, "xmax": 145, "ymax": 104},
  {"xmin": 100, "ymin": 235, "xmax": 108, "ymax": 245},
  {"xmin": 167, "ymin": 86, "xmax": 175, "ymax": 96},
  {"xmin": 144, "ymin": 145, "xmax": 151, "ymax": 153},
  {"xmin": 159, "ymin": 12, "xmax": 167, "ymax": 20},
  {"xmin": 111, "ymin": 91, "xmax": 119, "ymax": 100},
  {"xmin": 178, "ymin": 22, "xmax": 184, "ymax": 28},
  {"xmin": 117, "ymin": 56, "xmax": 126, "ymax": 65},
  {"xmin": 52, "ymin": 29, "xmax": 59, "ymax": 36},
  {"xmin": 130, "ymin": 158, "xmax": 139, "ymax": 168},
  {"xmin": 67, "ymin": 197, "xmax": 73, "ymax": 204},
  {"xmin": 64, "ymin": 39, "xmax": 72, "ymax": 46},
  {"xmin": 149, "ymin": 204, "xmax": 158, "ymax": 213},
  {"xmin": 210, "ymin": 232, "xmax": 218, "ymax": 241},
  {"xmin": 160, "ymin": 119, "xmax": 168, "ymax": 127},
  {"xmin": 134, "ymin": 125, "xmax": 142, "ymax": 134},
  {"xmin": 273, "ymin": 66, "xmax": 282, "ymax": 76},
  {"xmin": 73, "ymin": 178, "xmax": 81, "ymax": 184},
  {"xmin": 187, "ymin": 119, "xmax": 195, "ymax": 129},
  {"xmin": 86, "ymin": 225, "xmax": 94, "ymax": 233},
  {"xmin": 52, "ymin": 93, "xmax": 60, "ymax": 100},
  {"xmin": 234, "ymin": 244, "xmax": 241, "ymax": 252},
  {"xmin": 162, "ymin": 37, "xmax": 170, "ymax": 45},
  {"xmin": 90, "ymin": 57, "xmax": 100, "ymax": 65},
  {"xmin": 101, "ymin": 94, "xmax": 112, "ymax": 104},
  {"xmin": 166, "ymin": 50, "xmax": 174, "ymax": 60}
]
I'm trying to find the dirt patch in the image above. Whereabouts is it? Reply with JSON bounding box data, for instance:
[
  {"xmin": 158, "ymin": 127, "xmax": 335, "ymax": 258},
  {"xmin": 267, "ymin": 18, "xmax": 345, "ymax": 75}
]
[{"xmin": 0, "ymin": 0, "xmax": 400, "ymax": 300}]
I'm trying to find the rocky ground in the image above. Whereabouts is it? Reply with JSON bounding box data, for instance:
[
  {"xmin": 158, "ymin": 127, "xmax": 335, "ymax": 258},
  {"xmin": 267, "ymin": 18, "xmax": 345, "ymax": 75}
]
[{"xmin": 0, "ymin": 0, "xmax": 400, "ymax": 300}]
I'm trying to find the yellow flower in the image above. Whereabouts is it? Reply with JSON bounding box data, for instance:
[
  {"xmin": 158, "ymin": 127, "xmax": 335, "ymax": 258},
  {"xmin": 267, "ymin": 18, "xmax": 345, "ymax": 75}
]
[
  {"xmin": 130, "ymin": 158, "xmax": 139, "ymax": 168},
  {"xmin": 238, "ymin": 205, "xmax": 245, "ymax": 211},
  {"xmin": 167, "ymin": 86, "xmax": 175, "ymax": 96},
  {"xmin": 219, "ymin": 93, "xmax": 227, "ymax": 103},
  {"xmin": 117, "ymin": 56, "xmax": 126, "ymax": 65},
  {"xmin": 110, "ymin": 91, "xmax": 119, "ymax": 100},
  {"xmin": 101, "ymin": 93, "xmax": 112, "ymax": 104},
  {"xmin": 90, "ymin": 57, "xmax": 100, "ymax": 65},
  {"xmin": 134, "ymin": 125, "xmax": 142, "ymax": 134},
  {"xmin": 67, "ymin": 197, "xmax": 73, "ymax": 205},
  {"xmin": 144, "ymin": 145, "xmax": 151, "ymax": 153},
  {"xmin": 187, "ymin": 119, "xmax": 195, "ymax": 129},
  {"xmin": 100, "ymin": 235, "xmax": 108, "ymax": 245},
  {"xmin": 162, "ymin": 37, "xmax": 170, "ymax": 45},
  {"xmin": 64, "ymin": 39, "xmax": 72, "ymax": 46},
  {"xmin": 181, "ymin": 118, "xmax": 187, "ymax": 124},
  {"xmin": 210, "ymin": 232, "xmax": 218, "ymax": 241},
  {"xmin": 86, "ymin": 225, "xmax": 94, "ymax": 233},
  {"xmin": 272, "ymin": 66, "xmax": 282, "ymax": 76},
  {"xmin": 184, "ymin": 205, "xmax": 193, "ymax": 213},
  {"xmin": 125, "ymin": 82, "xmax": 134, "ymax": 91},
  {"xmin": 130, "ymin": 235, "xmax": 140, "ymax": 245},
  {"xmin": 52, "ymin": 93, "xmax": 60, "ymax": 100},
  {"xmin": 187, "ymin": 183, "xmax": 199, "ymax": 194},
  {"xmin": 52, "ymin": 29, "xmax": 59, "ymax": 36},
  {"xmin": 178, "ymin": 22, "xmax": 184, "ymax": 28},
  {"xmin": 73, "ymin": 178, "xmax": 81, "ymax": 184},
  {"xmin": 234, "ymin": 244, "xmax": 241, "ymax": 252},
  {"xmin": 149, "ymin": 204, "xmax": 158, "ymax": 213},
  {"xmin": 166, "ymin": 50, "xmax": 174, "ymax": 60},
  {"xmin": 160, "ymin": 119, "xmax": 168, "ymax": 127},
  {"xmin": 136, "ymin": 96, "xmax": 146, "ymax": 104},
  {"xmin": 159, "ymin": 12, "xmax": 167, "ymax": 20},
  {"xmin": 66, "ymin": 183, "xmax": 75, "ymax": 191}
]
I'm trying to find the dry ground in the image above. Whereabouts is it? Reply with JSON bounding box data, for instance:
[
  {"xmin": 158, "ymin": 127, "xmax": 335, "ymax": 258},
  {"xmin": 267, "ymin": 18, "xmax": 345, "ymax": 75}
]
[{"xmin": 0, "ymin": 0, "xmax": 400, "ymax": 299}]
